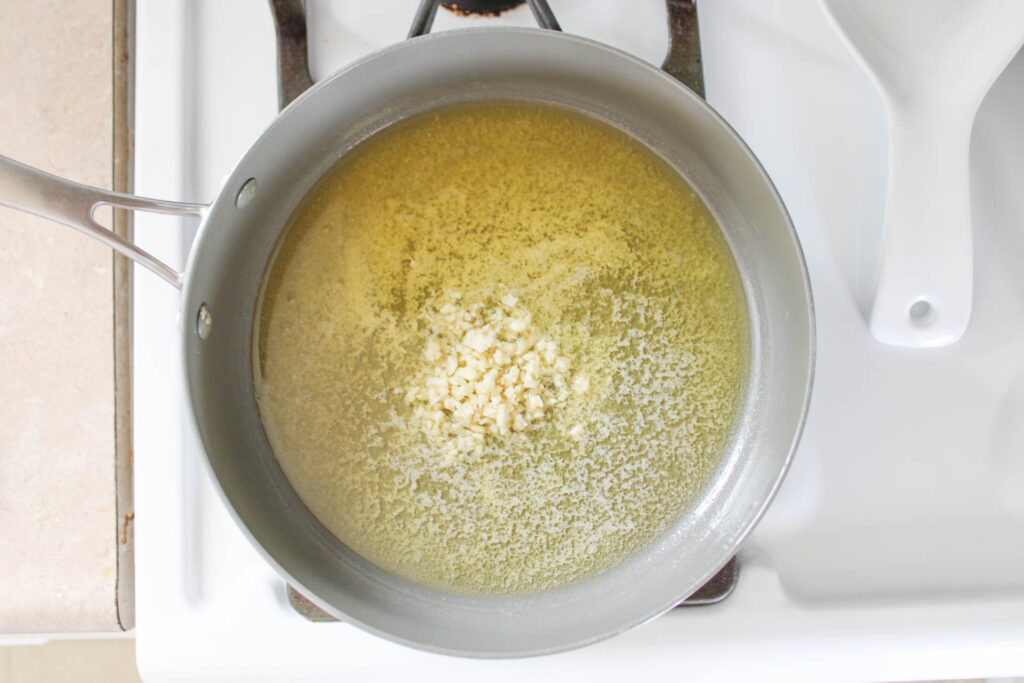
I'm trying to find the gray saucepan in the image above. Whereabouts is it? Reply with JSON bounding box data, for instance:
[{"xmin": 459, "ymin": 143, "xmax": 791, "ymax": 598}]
[{"xmin": 0, "ymin": 28, "xmax": 814, "ymax": 656}]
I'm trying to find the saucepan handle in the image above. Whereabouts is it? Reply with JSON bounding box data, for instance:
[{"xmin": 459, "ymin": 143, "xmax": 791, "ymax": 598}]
[
  {"xmin": 408, "ymin": 0, "xmax": 561, "ymax": 39},
  {"xmin": 0, "ymin": 155, "xmax": 207, "ymax": 289}
]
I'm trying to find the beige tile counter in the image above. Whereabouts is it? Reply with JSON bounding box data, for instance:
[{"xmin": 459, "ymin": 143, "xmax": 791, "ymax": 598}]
[{"xmin": 0, "ymin": 0, "xmax": 122, "ymax": 632}]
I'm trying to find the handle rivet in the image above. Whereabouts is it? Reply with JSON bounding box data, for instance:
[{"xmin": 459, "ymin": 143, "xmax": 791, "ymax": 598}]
[
  {"xmin": 235, "ymin": 178, "xmax": 257, "ymax": 209},
  {"xmin": 197, "ymin": 303, "xmax": 213, "ymax": 339}
]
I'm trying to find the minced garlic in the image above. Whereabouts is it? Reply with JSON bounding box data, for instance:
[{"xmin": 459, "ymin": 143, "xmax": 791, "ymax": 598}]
[{"xmin": 404, "ymin": 292, "xmax": 584, "ymax": 464}]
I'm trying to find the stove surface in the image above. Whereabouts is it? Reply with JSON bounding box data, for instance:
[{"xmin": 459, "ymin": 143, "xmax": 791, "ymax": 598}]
[{"xmin": 132, "ymin": 1, "xmax": 1024, "ymax": 680}]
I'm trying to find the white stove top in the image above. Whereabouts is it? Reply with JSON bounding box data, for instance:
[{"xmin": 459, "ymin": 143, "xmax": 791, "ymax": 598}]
[{"xmin": 132, "ymin": 1, "xmax": 1024, "ymax": 680}]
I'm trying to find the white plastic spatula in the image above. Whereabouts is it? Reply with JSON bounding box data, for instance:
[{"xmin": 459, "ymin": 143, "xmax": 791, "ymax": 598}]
[{"xmin": 820, "ymin": 0, "xmax": 1024, "ymax": 347}]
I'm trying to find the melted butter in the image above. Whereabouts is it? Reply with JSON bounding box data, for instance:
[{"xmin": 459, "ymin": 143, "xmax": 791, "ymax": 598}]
[{"xmin": 254, "ymin": 101, "xmax": 748, "ymax": 594}]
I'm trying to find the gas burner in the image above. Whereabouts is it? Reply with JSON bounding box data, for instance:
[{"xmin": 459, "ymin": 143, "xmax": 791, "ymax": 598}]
[
  {"xmin": 409, "ymin": 0, "xmax": 560, "ymax": 37},
  {"xmin": 441, "ymin": 0, "xmax": 525, "ymax": 17}
]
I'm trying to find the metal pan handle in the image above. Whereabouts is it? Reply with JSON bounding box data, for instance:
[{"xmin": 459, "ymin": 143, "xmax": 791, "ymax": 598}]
[
  {"xmin": 408, "ymin": 0, "xmax": 561, "ymax": 39},
  {"xmin": 0, "ymin": 155, "xmax": 206, "ymax": 288}
]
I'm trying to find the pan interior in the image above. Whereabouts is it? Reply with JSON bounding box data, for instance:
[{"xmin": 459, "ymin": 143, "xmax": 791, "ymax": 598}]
[
  {"xmin": 182, "ymin": 29, "xmax": 812, "ymax": 657},
  {"xmin": 252, "ymin": 100, "xmax": 749, "ymax": 597}
]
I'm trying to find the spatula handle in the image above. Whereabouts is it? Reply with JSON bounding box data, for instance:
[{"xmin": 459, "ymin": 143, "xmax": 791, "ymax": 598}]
[{"xmin": 869, "ymin": 103, "xmax": 974, "ymax": 347}]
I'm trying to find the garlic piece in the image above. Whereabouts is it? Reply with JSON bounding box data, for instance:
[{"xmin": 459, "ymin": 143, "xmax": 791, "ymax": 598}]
[{"xmin": 403, "ymin": 292, "xmax": 576, "ymax": 461}]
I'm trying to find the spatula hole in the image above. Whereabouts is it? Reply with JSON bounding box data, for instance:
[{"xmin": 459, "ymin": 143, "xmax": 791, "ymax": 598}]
[{"xmin": 909, "ymin": 299, "xmax": 934, "ymax": 326}]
